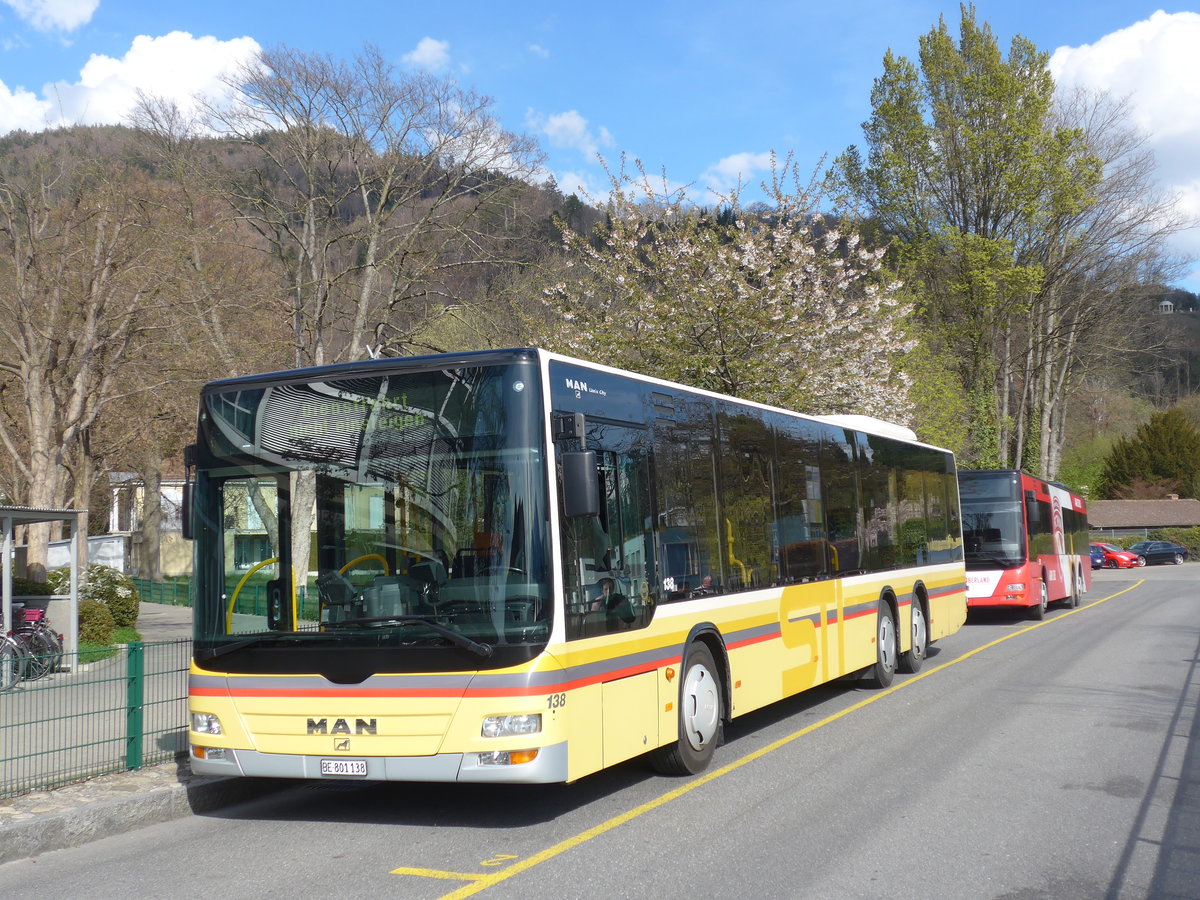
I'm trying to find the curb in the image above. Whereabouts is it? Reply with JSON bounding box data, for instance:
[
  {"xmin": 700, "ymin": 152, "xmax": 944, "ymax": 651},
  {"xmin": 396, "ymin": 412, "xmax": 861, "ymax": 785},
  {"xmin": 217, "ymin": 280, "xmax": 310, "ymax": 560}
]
[{"xmin": 0, "ymin": 774, "xmax": 289, "ymax": 865}]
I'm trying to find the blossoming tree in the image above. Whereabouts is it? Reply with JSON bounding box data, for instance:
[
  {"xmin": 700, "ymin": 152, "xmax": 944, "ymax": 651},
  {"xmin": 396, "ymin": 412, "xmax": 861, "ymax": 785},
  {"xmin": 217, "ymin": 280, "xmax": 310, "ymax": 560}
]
[{"xmin": 538, "ymin": 156, "xmax": 915, "ymax": 421}]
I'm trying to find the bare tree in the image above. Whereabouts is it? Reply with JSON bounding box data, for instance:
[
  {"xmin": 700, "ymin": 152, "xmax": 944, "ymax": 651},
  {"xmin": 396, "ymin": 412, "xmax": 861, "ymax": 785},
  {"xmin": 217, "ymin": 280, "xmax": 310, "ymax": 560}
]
[
  {"xmin": 1012, "ymin": 88, "xmax": 1192, "ymax": 477},
  {"xmin": 200, "ymin": 43, "xmax": 543, "ymax": 366},
  {"xmin": 136, "ymin": 44, "xmax": 543, "ymax": 584},
  {"xmin": 0, "ymin": 130, "xmax": 168, "ymax": 577}
]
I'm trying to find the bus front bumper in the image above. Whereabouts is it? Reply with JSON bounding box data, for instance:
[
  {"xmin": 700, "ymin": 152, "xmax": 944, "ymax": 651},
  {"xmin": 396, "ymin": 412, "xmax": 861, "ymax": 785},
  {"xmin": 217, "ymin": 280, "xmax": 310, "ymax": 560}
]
[{"xmin": 189, "ymin": 741, "xmax": 570, "ymax": 784}]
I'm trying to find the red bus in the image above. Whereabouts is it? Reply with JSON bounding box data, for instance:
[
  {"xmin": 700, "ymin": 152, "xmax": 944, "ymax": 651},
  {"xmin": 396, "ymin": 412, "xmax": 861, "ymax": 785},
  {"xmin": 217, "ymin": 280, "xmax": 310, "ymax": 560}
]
[{"xmin": 959, "ymin": 470, "xmax": 1090, "ymax": 619}]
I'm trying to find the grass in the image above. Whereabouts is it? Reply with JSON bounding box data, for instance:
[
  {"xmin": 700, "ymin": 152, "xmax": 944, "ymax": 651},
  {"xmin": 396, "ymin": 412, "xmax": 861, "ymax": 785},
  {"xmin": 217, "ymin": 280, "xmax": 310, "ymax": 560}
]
[{"xmin": 77, "ymin": 625, "xmax": 144, "ymax": 663}]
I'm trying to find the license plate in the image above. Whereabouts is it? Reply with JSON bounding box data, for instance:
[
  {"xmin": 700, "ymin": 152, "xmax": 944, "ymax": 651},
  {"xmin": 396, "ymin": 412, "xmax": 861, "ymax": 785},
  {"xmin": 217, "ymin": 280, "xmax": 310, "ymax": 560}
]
[{"xmin": 320, "ymin": 758, "xmax": 367, "ymax": 777}]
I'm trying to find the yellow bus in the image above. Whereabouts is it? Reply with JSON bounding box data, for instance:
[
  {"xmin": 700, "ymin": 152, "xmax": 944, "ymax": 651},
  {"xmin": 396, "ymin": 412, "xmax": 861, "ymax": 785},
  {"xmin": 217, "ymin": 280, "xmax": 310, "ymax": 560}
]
[{"xmin": 186, "ymin": 349, "xmax": 966, "ymax": 782}]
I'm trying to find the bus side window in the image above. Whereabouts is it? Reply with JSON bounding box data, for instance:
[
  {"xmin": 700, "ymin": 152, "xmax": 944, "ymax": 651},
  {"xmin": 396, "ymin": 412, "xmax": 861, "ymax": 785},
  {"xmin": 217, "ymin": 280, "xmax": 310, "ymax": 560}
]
[{"xmin": 561, "ymin": 430, "xmax": 655, "ymax": 640}]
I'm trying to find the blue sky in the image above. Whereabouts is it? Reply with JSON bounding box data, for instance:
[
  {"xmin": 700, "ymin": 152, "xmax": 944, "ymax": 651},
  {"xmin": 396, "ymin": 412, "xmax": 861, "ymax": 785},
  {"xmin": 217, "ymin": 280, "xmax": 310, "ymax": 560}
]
[{"xmin": 2, "ymin": 1, "xmax": 1198, "ymax": 287}]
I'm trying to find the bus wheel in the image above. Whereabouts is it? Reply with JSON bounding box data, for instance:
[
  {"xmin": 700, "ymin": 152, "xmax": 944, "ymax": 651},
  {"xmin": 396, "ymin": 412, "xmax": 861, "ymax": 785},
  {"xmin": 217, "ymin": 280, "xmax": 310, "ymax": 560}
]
[
  {"xmin": 865, "ymin": 603, "xmax": 897, "ymax": 688},
  {"xmin": 899, "ymin": 599, "xmax": 927, "ymax": 674},
  {"xmin": 650, "ymin": 642, "xmax": 722, "ymax": 776},
  {"xmin": 1029, "ymin": 581, "xmax": 1048, "ymax": 620}
]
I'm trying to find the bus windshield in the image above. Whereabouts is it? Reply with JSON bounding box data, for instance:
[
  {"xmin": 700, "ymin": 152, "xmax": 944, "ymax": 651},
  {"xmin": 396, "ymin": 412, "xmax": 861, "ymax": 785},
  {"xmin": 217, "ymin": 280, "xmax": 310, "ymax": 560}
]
[
  {"xmin": 191, "ymin": 361, "xmax": 550, "ymax": 667},
  {"xmin": 960, "ymin": 472, "xmax": 1025, "ymax": 569}
]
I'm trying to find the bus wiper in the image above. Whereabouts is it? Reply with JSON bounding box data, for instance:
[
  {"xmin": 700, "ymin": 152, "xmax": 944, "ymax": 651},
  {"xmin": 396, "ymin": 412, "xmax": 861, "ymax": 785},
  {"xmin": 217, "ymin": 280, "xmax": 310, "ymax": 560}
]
[
  {"xmin": 966, "ymin": 553, "xmax": 1022, "ymax": 568},
  {"xmin": 196, "ymin": 634, "xmax": 280, "ymax": 661},
  {"xmin": 334, "ymin": 615, "xmax": 494, "ymax": 658}
]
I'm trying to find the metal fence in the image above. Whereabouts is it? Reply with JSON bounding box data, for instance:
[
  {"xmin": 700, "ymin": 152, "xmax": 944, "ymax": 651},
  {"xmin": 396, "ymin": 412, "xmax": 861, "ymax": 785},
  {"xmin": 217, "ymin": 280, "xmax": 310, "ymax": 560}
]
[
  {"xmin": 131, "ymin": 578, "xmax": 191, "ymax": 607},
  {"xmin": 0, "ymin": 640, "xmax": 191, "ymax": 799},
  {"xmin": 130, "ymin": 577, "xmax": 317, "ymax": 619}
]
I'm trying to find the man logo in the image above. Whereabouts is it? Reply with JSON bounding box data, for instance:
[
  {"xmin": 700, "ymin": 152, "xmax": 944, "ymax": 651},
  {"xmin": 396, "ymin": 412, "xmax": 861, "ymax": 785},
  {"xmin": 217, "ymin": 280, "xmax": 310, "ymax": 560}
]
[{"xmin": 307, "ymin": 717, "xmax": 378, "ymax": 735}]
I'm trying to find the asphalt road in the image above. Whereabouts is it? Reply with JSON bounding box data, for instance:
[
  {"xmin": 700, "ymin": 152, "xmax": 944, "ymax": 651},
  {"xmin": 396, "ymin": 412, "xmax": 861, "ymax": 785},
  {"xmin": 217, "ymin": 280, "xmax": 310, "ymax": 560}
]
[{"xmin": 2, "ymin": 565, "xmax": 1196, "ymax": 900}]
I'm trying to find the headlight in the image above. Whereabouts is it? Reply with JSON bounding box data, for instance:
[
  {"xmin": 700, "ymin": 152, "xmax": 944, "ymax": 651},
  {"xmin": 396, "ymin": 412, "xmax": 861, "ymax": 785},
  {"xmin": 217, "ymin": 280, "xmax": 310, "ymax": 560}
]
[
  {"xmin": 478, "ymin": 749, "xmax": 539, "ymax": 766},
  {"xmin": 481, "ymin": 713, "xmax": 542, "ymax": 738},
  {"xmin": 191, "ymin": 713, "xmax": 223, "ymax": 735}
]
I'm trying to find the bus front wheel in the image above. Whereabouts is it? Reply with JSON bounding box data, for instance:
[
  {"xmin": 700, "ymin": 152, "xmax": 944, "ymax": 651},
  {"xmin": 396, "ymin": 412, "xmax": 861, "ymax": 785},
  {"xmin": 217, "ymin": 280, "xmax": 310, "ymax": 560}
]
[
  {"xmin": 864, "ymin": 602, "xmax": 897, "ymax": 688},
  {"xmin": 1029, "ymin": 580, "xmax": 1048, "ymax": 620},
  {"xmin": 650, "ymin": 642, "xmax": 722, "ymax": 776}
]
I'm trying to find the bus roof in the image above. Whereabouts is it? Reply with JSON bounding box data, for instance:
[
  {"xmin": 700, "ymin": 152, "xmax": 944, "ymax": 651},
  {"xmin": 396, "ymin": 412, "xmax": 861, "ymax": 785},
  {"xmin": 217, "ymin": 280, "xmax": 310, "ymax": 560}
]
[{"xmin": 200, "ymin": 347, "xmax": 946, "ymax": 454}]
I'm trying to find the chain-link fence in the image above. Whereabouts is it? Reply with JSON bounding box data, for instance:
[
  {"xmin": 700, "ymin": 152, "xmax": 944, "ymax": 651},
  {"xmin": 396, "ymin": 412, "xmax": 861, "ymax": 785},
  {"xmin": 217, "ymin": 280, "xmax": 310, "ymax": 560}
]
[{"xmin": 0, "ymin": 639, "xmax": 191, "ymax": 799}]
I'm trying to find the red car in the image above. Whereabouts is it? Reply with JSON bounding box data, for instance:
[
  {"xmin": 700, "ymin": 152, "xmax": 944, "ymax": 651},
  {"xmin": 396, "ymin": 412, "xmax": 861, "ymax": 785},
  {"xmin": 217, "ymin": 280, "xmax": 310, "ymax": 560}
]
[{"xmin": 1091, "ymin": 542, "xmax": 1143, "ymax": 569}]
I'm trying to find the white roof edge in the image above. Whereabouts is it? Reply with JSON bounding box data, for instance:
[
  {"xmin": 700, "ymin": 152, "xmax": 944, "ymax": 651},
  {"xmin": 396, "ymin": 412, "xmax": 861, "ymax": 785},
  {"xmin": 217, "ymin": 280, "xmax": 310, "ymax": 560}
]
[
  {"xmin": 815, "ymin": 414, "xmax": 918, "ymax": 443},
  {"xmin": 539, "ymin": 350, "xmax": 942, "ymax": 450}
]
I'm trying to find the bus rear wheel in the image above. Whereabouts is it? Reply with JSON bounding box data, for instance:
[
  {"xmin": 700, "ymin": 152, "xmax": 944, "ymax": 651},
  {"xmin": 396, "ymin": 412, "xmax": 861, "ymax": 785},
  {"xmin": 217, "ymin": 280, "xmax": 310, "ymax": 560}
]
[
  {"xmin": 899, "ymin": 599, "xmax": 927, "ymax": 674},
  {"xmin": 650, "ymin": 642, "xmax": 722, "ymax": 776}
]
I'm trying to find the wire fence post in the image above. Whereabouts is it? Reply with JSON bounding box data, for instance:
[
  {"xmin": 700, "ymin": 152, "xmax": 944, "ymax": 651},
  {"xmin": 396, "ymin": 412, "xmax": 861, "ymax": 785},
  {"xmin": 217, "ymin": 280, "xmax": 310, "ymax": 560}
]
[{"xmin": 125, "ymin": 641, "xmax": 145, "ymax": 770}]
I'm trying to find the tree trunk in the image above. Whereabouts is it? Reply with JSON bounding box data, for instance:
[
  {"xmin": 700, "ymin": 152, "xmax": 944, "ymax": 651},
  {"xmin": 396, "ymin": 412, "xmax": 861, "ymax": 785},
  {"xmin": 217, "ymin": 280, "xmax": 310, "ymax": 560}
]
[{"xmin": 141, "ymin": 455, "xmax": 163, "ymax": 583}]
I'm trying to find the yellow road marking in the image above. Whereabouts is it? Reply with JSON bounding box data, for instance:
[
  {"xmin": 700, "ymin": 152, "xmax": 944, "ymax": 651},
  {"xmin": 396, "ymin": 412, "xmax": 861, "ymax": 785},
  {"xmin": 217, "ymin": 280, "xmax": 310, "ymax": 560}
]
[
  {"xmin": 390, "ymin": 867, "xmax": 487, "ymax": 881},
  {"xmin": 395, "ymin": 581, "xmax": 1146, "ymax": 898}
]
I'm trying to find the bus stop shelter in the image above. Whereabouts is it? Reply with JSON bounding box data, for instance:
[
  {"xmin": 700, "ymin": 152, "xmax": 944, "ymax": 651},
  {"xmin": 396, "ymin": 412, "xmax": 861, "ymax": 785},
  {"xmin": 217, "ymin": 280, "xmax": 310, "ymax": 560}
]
[{"xmin": 1, "ymin": 506, "xmax": 82, "ymax": 667}]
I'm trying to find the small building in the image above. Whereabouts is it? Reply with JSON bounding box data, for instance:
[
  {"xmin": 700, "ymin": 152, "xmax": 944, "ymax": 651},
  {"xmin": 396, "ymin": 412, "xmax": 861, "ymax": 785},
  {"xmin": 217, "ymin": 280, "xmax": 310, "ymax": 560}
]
[
  {"xmin": 106, "ymin": 473, "xmax": 190, "ymax": 577},
  {"xmin": 1088, "ymin": 496, "xmax": 1200, "ymax": 539}
]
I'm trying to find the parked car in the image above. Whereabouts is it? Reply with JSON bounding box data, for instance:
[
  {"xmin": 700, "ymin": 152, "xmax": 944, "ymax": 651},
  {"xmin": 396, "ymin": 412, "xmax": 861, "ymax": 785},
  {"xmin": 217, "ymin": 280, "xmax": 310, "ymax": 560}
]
[
  {"xmin": 1089, "ymin": 543, "xmax": 1106, "ymax": 569},
  {"xmin": 1126, "ymin": 540, "xmax": 1189, "ymax": 566},
  {"xmin": 1091, "ymin": 542, "xmax": 1142, "ymax": 569}
]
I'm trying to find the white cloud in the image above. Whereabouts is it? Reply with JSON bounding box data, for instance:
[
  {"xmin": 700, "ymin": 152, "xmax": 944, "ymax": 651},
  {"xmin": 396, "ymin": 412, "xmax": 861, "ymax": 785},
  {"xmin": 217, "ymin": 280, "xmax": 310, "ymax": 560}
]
[
  {"xmin": 0, "ymin": 79, "xmax": 49, "ymax": 132},
  {"xmin": 1050, "ymin": 11, "xmax": 1200, "ymax": 283},
  {"xmin": 528, "ymin": 44, "xmax": 549, "ymax": 58},
  {"xmin": 701, "ymin": 151, "xmax": 774, "ymax": 197},
  {"xmin": 545, "ymin": 167, "xmax": 610, "ymax": 202},
  {"xmin": 527, "ymin": 108, "xmax": 614, "ymax": 162},
  {"xmin": 402, "ymin": 37, "xmax": 450, "ymax": 72},
  {"xmin": 0, "ymin": 31, "xmax": 261, "ymax": 134},
  {"xmin": 3, "ymin": 0, "xmax": 97, "ymax": 32}
]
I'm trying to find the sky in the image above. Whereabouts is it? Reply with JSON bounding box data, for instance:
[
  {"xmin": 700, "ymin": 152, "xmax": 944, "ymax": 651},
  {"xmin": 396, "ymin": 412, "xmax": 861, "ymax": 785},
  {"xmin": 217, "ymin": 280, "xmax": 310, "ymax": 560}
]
[{"xmin": 1, "ymin": 0, "xmax": 1198, "ymax": 289}]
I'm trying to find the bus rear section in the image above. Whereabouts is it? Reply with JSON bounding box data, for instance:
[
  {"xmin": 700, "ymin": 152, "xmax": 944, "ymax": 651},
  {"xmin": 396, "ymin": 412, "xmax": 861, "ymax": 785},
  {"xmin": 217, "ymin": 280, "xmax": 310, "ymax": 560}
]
[{"xmin": 959, "ymin": 470, "xmax": 1090, "ymax": 619}]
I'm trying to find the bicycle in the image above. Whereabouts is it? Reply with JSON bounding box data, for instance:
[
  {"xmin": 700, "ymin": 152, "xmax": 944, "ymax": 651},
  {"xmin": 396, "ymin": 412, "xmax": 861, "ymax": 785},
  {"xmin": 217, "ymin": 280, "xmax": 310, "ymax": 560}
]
[
  {"xmin": 1, "ymin": 629, "xmax": 31, "ymax": 691},
  {"xmin": 10, "ymin": 604, "xmax": 63, "ymax": 681}
]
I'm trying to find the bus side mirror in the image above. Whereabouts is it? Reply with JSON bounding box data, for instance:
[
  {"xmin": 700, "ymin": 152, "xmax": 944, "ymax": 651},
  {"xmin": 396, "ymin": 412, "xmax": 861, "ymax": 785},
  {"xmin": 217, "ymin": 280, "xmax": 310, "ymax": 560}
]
[
  {"xmin": 1024, "ymin": 491, "xmax": 1042, "ymax": 529},
  {"xmin": 181, "ymin": 443, "xmax": 197, "ymax": 541},
  {"xmin": 181, "ymin": 482, "xmax": 193, "ymax": 541},
  {"xmin": 562, "ymin": 450, "xmax": 600, "ymax": 518}
]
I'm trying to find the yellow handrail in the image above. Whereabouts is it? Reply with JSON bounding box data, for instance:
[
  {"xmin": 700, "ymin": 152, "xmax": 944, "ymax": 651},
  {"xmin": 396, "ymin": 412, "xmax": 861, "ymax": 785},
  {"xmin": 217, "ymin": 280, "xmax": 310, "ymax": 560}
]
[
  {"xmin": 339, "ymin": 554, "xmax": 389, "ymax": 576},
  {"xmin": 227, "ymin": 557, "xmax": 296, "ymax": 632}
]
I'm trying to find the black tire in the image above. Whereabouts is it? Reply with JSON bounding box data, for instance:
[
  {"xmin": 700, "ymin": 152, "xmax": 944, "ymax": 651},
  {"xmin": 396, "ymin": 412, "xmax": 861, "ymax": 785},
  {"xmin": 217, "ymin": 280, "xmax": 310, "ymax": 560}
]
[
  {"xmin": 899, "ymin": 598, "xmax": 927, "ymax": 674},
  {"xmin": 864, "ymin": 602, "xmax": 897, "ymax": 688},
  {"xmin": 1066, "ymin": 570, "xmax": 1081, "ymax": 609},
  {"xmin": 38, "ymin": 626, "xmax": 64, "ymax": 672},
  {"xmin": 1136, "ymin": 556, "xmax": 1146, "ymax": 567},
  {"xmin": 16, "ymin": 629, "xmax": 55, "ymax": 680},
  {"xmin": 1174, "ymin": 553, "xmax": 1184, "ymax": 566},
  {"xmin": 1029, "ymin": 579, "xmax": 1048, "ymax": 620},
  {"xmin": 649, "ymin": 642, "xmax": 722, "ymax": 775},
  {"xmin": 0, "ymin": 635, "xmax": 30, "ymax": 691},
  {"xmin": 1105, "ymin": 559, "xmax": 1116, "ymax": 569}
]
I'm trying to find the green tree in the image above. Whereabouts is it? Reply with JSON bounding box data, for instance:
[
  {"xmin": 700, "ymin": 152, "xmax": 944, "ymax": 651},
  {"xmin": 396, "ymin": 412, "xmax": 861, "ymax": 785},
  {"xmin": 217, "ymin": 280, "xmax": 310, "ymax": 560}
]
[
  {"xmin": 832, "ymin": 4, "xmax": 1185, "ymax": 475},
  {"xmin": 1098, "ymin": 409, "xmax": 1200, "ymax": 498}
]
